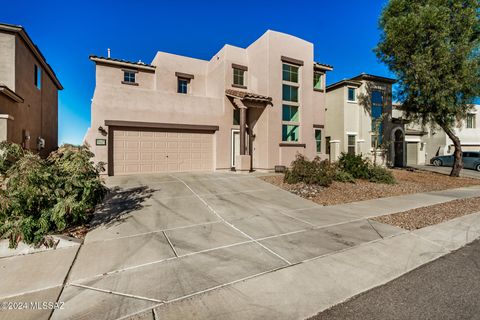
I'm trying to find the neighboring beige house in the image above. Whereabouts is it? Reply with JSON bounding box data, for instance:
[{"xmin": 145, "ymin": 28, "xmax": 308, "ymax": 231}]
[
  {"xmin": 85, "ymin": 30, "xmax": 333, "ymax": 175},
  {"xmin": 0, "ymin": 23, "xmax": 62, "ymax": 157},
  {"xmin": 325, "ymin": 74, "xmax": 405, "ymax": 166},
  {"xmin": 396, "ymin": 104, "xmax": 480, "ymax": 165}
]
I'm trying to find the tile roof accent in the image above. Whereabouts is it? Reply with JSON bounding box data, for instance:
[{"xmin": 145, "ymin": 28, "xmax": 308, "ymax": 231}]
[
  {"xmin": 314, "ymin": 62, "xmax": 334, "ymax": 71},
  {"xmin": 225, "ymin": 89, "xmax": 273, "ymax": 103},
  {"xmin": 89, "ymin": 55, "xmax": 156, "ymax": 71},
  {"xmin": 0, "ymin": 23, "xmax": 63, "ymax": 90}
]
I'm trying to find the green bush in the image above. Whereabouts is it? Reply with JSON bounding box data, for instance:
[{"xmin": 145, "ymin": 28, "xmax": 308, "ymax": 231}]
[
  {"xmin": 368, "ymin": 166, "xmax": 396, "ymax": 184},
  {"xmin": 334, "ymin": 170, "xmax": 356, "ymax": 183},
  {"xmin": 0, "ymin": 144, "xmax": 107, "ymax": 248},
  {"xmin": 0, "ymin": 141, "xmax": 24, "ymax": 175},
  {"xmin": 338, "ymin": 153, "xmax": 371, "ymax": 179},
  {"xmin": 284, "ymin": 154, "xmax": 335, "ymax": 187}
]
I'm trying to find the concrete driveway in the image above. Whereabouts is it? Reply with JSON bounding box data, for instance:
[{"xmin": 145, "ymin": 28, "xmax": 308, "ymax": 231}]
[{"xmin": 48, "ymin": 172, "xmax": 403, "ymax": 319}]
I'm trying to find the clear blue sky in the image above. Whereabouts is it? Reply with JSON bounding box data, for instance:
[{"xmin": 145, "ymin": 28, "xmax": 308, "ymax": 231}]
[{"xmin": 2, "ymin": 0, "xmax": 392, "ymax": 145}]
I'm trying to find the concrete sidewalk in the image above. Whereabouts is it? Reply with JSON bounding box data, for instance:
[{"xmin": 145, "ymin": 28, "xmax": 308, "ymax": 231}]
[
  {"xmin": 0, "ymin": 172, "xmax": 479, "ymax": 320},
  {"xmin": 142, "ymin": 212, "xmax": 480, "ymax": 320}
]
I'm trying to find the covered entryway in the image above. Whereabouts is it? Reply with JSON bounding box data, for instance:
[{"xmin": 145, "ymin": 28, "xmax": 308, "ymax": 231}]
[
  {"xmin": 106, "ymin": 120, "xmax": 218, "ymax": 176},
  {"xmin": 225, "ymin": 89, "xmax": 273, "ymax": 172}
]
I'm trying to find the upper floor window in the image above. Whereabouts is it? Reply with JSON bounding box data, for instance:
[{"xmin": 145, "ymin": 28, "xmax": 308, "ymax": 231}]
[
  {"xmin": 123, "ymin": 70, "xmax": 136, "ymax": 84},
  {"xmin": 313, "ymin": 71, "xmax": 324, "ymax": 90},
  {"xmin": 34, "ymin": 65, "xmax": 41, "ymax": 89},
  {"xmin": 177, "ymin": 78, "xmax": 188, "ymax": 94},
  {"xmin": 282, "ymin": 64, "xmax": 299, "ymax": 83},
  {"xmin": 282, "ymin": 84, "xmax": 299, "ymax": 102},
  {"xmin": 233, "ymin": 68, "xmax": 245, "ymax": 87},
  {"xmin": 466, "ymin": 113, "xmax": 476, "ymax": 128},
  {"xmin": 347, "ymin": 87, "xmax": 356, "ymax": 102}
]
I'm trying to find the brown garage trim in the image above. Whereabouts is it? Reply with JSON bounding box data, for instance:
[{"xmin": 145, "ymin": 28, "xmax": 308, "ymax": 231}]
[
  {"xmin": 279, "ymin": 142, "xmax": 306, "ymax": 148},
  {"xmin": 281, "ymin": 56, "xmax": 304, "ymax": 66},
  {"xmin": 313, "ymin": 124, "xmax": 324, "ymax": 128},
  {"xmin": 105, "ymin": 120, "xmax": 219, "ymax": 132}
]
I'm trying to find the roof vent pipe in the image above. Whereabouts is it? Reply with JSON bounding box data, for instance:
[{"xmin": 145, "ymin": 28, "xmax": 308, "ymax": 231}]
[{"xmin": 107, "ymin": 48, "xmax": 111, "ymax": 58}]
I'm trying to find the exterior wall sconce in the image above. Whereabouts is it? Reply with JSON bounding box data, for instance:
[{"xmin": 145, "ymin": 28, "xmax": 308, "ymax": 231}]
[{"xmin": 98, "ymin": 126, "xmax": 108, "ymax": 136}]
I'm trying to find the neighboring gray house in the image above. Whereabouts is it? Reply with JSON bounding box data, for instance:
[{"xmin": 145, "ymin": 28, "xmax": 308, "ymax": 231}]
[{"xmin": 325, "ymin": 74, "xmax": 405, "ymax": 166}]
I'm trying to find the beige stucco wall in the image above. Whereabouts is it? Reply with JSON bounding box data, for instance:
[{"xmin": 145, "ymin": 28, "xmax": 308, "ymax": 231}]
[
  {"xmin": 0, "ymin": 33, "xmax": 15, "ymax": 90},
  {"xmin": 86, "ymin": 30, "xmax": 329, "ymax": 173}
]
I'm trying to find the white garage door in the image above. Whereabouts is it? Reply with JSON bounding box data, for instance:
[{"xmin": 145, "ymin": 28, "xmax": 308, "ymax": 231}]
[
  {"xmin": 112, "ymin": 129, "xmax": 214, "ymax": 175},
  {"xmin": 406, "ymin": 142, "xmax": 418, "ymax": 166}
]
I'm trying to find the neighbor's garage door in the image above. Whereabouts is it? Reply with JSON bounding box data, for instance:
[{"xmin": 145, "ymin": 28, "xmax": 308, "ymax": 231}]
[
  {"xmin": 406, "ymin": 142, "xmax": 418, "ymax": 166},
  {"xmin": 112, "ymin": 128, "xmax": 213, "ymax": 175}
]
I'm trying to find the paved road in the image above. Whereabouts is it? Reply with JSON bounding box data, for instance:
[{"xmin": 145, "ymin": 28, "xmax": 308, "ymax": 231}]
[
  {"xmin": 412, "ymin": 164, "xmax": 480, "ymax": 179},
  {"xmin": 309, "ymin": 238, "xmax": 480, "ymax": 320}
]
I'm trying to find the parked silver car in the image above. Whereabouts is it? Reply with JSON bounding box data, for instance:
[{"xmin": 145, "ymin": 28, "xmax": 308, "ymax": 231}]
[{"xmin": 430, "ymin": 151, "xmax": 480, "ymax": 171}]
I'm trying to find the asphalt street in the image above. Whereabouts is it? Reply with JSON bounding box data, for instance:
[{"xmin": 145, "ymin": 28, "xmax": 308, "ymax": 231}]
[{"xmin": 309, "ymin": 239, "xmax": 480, "ymax": 320}]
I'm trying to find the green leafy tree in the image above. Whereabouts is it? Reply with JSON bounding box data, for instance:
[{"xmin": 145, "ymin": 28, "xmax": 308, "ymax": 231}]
[{"xmin": 376, "ymin": 0, "xmax": 480, "ymax": 176}]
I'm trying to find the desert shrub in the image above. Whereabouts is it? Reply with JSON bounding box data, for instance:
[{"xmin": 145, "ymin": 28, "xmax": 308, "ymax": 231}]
[
  {"xmin": 284, "ymin": 154, "xmax": 335, "ymax": 187},
  {"xmin": 0, "ymin": 141, "xmax": 24, "ymax": 175},
  {"xmin": 338, "ymin": 153, "xmax": 371, "ymax": 179},
  {"xmin": 368, "ymin": 166, "xmax": 396, "ymax": 184},
  {"xmin": 334, "ymin": 170, "xmax": 356, "ymax": 183},
  {"xmin": 0, "ymin": 143, "xmax": 107, "ymax": 248}
]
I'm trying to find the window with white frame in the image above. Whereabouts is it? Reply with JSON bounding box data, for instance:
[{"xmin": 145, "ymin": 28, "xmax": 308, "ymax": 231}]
[
  {"xmin": 123, "ymin": 70, "xmax": 136, "ymax": 84},
  {"xmin": 315, "ymin": 129, "xmax": 322, "ymax": 153},
  {"xmin": 347, "ymin": 135, "xmax": 356, "ymax": 155},
  {"xmin": 282, "ymin": 63, "xmax": 300, "ymax": 142},
  {"xmin": 313, "ymin": 71, "xmax": 324, "ymax": 90},
  {"xmin": 177, "ymin": 78, "xmax": 188, "ymax": 94},
  {"xmin": 347, "ymin": 87, "xmax": 356, "ymax": 102},
  {"xmin": 233, "ymin": 68, "xmax": 245, "ymax": 86}
]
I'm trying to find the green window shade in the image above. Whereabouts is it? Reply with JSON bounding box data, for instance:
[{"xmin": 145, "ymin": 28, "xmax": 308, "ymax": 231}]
[
  {"xmin": 282, "ymin": 105, "xmax": 299, "ymax": 122},
  {"xmin": 313, "ymin": 72, "xmax": 323, "ymax": 89},
  {"xmin": 283, "ymin": 84, "xmax": 298, "ymax": 102},
  {"xmin": 233, "ymin": 109, "xmax": 240, "ymax": 125},
  {"xmin": 282, "ymin": 64, "xmax": 299, "ymax": 83},
  {"xmin": 282, "ymin": 125, "xmax": 299, "ymax": 142}
]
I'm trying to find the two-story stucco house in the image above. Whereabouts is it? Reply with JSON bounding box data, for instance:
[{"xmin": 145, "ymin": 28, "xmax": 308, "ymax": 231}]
[
  {"xmin": 325, "ymin": 74, "xmax": 405, "ymax": 166},
  {"xmin": 0, "ymin": 23, "xmax": 62, "ymax": 156},
  {"xmin": 84, "ymin": 30, "xmax": 332, "ymax": 176},
  {"xmin": 397, "ymin": 104, "xmax": 480, "ymax": 166}
]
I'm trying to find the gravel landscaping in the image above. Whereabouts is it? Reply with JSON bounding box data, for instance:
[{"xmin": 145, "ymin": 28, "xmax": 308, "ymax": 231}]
[
  {"xmin": 260, "ymin": 169, "xmax": 480, "ymax": 206},
  {"xmin": 373, "ymin": 197, "xmax": 480, "ymax": 230}
]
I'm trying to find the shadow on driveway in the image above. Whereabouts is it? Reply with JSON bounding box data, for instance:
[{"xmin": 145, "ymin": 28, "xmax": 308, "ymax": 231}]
[{"xmin": 89, "ymin": 186, "xmax": 156, "ymax": 229}]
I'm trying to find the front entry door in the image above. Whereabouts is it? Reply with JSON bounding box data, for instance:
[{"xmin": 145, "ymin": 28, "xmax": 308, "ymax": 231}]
[{"xmin": 231, "ymin": 129, "xmax": 249, "ymax": 167}]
